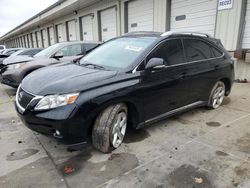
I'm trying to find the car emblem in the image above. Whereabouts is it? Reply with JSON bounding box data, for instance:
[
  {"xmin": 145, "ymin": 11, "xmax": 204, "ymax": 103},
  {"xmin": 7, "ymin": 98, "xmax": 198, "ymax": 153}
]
[{"xmin": 18, "ymin": 91, "xmax": 24, "ymax": 101}]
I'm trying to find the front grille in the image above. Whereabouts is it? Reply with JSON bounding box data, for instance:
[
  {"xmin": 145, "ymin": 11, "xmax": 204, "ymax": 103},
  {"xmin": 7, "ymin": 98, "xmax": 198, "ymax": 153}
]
[{"xmin": 17, "ymin": 87, "xmax": 34, "ymax": 109}]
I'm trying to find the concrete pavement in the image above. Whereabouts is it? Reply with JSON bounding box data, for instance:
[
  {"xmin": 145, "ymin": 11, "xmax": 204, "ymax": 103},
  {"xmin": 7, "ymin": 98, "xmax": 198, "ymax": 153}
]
[{"xmin": 0, "ymin": 83, "xmax": 250, "ymax": 188}]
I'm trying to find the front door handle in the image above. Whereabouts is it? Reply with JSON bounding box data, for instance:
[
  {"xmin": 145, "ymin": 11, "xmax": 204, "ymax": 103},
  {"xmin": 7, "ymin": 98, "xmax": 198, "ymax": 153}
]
[{"xmin": 214, "ymin": 65, "xmax": 219, "ymax": 70}]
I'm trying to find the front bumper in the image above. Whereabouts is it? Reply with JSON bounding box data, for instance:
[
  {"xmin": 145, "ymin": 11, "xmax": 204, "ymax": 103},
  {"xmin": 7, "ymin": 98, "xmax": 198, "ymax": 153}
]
[
  {"xmin": 0, "ymin": 69, "xmax": 21, "ymax": 88},
  {"xmin": 15, "ymin": 103, "xmax": 90, "ymax": 145}
]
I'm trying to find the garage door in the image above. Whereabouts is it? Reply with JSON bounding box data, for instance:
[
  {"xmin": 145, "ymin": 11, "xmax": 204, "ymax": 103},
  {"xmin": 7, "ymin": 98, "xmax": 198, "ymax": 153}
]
[
  {"xmin": 56, "ymin": 24, "xmax": 64, "ymax": 42},
  {"xmin": 36, "ymin": 31, "xmax": 42, "ymax": 48},
  {"xmin": 81, "ymin": 15, "xmax": 94, "ymax": 41},
  {"xmin": 67, "ymin": 20, "xmax": 77, "ymax": 41},
  {"xmin": 48, "ymin": 27, "xmax": 55, "ymax": 45},
  {"xmin": 28, "ymin": 34, "xmax": 32, "ymax": 47},
  {"xmin": 242, "ymin": 0, "xmax": 250, "ymax": 49},
  {"xmin": 127, "ymin": 0, "xmax": 154, "ymax": 32},
  {"xmin": 20, "ymin": 36, "xmax": 24, "ymax": 47},
  {"xmin": 32, "ymin": 33, "xmax": 37, "ymax": 47},
  {"xmin": 23, "ymin": 36, "xmax": 27, "ymax": 47},
  {"xmin": 42, "ymin": 29, "xmax": 49, "ymax": 48},
  {"xmin": 100, "ymin": 7, "xmax": 117, "ymax": 41},
  {"xmin": 170, "ymin": 0, "xmax": 217, "ymax": 36}
]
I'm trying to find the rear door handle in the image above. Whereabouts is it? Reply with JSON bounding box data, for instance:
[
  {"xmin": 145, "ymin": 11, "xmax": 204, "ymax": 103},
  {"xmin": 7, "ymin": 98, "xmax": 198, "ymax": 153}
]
[
  {"xmin": 179, "ymin": 72, "xmax": 187, "ymax": 79},
  {"xmin": 214, "ymin": 65, "xmax": 219, "ymax": 70}
]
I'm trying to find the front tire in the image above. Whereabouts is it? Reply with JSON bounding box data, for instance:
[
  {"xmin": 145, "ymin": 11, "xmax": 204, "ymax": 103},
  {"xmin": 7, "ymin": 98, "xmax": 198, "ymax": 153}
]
[
  {"xmin": 92, "ymin": 103, "xmax": 127, "ymax": 153},
  {"xmin": 208, "ymin": 81, "xmax": 225, "ymax": 109}
]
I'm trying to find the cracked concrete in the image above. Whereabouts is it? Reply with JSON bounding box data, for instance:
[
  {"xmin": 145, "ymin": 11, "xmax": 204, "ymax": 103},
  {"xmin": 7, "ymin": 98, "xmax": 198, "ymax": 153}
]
[{"xmin": 0, "ymin": 83, "xmax": 250, "ymax": 188}]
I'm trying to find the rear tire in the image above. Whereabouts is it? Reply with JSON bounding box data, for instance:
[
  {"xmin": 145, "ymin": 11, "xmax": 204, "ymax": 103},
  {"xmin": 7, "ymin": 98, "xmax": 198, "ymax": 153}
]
[
  {"xmin": 208, "ymin": 81, "xmax": 225, "ymax": 109},
  {"xmin": 92, "ymin": 103, "xmax": 127, "ymax": 153}
]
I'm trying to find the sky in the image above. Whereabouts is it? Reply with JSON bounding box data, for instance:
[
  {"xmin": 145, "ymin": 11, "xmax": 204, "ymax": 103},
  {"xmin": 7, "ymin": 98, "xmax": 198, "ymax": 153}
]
[{"xmin": 0, "ymin": 0, "xmax": 58, "ymax": 37}]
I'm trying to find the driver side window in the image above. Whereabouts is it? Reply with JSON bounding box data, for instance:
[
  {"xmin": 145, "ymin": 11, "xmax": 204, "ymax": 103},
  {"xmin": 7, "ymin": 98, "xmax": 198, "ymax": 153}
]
[
  {"xmin": 57, "ymin": 44, "xmax": 82, "ymax": 57},
  {"xmin": 147, "ymin": 39, "xmax": 185, "ymax": 66}
]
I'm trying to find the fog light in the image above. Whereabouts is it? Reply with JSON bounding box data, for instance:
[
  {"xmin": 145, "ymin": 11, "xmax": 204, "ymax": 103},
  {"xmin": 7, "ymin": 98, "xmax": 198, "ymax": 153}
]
[{"xmin": 55, "ymin": 130, "xmax": 60, "ymax": 136}]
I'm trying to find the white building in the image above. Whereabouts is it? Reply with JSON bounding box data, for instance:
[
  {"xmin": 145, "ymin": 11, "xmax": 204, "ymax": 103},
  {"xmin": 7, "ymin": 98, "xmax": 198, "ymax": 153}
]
[{"xmin": 0, "ymin": 0, "xmax": 249, "ymax": 59}]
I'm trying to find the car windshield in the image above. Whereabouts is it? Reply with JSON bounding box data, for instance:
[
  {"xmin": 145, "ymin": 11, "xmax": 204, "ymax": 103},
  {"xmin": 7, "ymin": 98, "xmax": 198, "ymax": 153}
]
[
  {"xmin": 79, "ymin": 37, "xmax": 157, "ymax": 69},
  {"xmin": 34, "ymin": 43, "xmax": 61, "ymax": 58},
  {"xmin": 9, "ymin": 49, "xmax": 25, "ymax": 57}
]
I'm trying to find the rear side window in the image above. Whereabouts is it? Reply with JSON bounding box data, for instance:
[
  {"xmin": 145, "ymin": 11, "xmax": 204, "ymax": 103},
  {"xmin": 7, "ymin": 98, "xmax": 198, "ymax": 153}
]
[
  {"xmin": 211, "ymin": 47, "xmax": 223, "ymax": 57},
  {"xmin": 183, "ymin": 39, "xmax": 213, "ymax": 62},
  {"xmin": 148, "ymin": 39, "xmax": 185, "ymax": 66}
]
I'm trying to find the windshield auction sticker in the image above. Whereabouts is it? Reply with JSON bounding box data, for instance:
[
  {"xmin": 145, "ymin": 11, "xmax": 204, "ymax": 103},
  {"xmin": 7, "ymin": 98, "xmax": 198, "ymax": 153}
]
[{"xmin": 124, "ymin": 45, "xmax": 142, "ymax": 52}]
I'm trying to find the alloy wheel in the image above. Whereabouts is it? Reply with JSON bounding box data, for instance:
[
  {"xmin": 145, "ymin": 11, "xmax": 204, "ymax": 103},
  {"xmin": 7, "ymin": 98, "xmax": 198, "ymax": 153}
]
[
  {"xmin": 111, "ymin": 111, "xmax": 127, "ymax": 148},
  {"xmin": 211, "ymin": 83, "xmax": 225, "ymax": 109}
]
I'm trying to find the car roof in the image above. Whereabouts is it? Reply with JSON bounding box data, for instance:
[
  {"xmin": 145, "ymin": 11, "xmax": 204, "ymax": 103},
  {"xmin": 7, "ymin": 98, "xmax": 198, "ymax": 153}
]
[{"xmin": 57, "ymin": 41, "xmax": 101, "ymax": 45}]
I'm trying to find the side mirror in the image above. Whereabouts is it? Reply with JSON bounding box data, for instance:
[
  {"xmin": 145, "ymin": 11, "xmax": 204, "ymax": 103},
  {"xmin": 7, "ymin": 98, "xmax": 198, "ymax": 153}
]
[
  {"xmin": 52, "ymin": 52, "xmax": 64, "ymax": 59},
  {"xmin": 145, "ymin": 58, "xmax": 165, "ymax": 70}
]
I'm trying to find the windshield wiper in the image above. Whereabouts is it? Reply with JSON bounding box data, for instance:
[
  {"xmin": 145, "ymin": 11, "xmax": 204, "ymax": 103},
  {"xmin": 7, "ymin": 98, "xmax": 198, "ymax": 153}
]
[{"xmin": 81, "ymin": 63, "xmax": 106, "ymax": 70}]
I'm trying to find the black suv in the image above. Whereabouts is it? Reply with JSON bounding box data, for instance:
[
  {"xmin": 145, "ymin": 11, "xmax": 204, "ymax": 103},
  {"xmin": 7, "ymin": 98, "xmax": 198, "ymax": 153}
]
[{"xmin": 15, "ymin": 32, "xmax": 234, "ymax": 153}]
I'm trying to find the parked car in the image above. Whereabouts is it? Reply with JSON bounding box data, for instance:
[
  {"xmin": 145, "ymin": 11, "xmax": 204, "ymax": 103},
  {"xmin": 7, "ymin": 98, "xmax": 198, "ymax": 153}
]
[
  {"xmin": 15, "ymin": 31, "xmax": 234, "ymax": 153},
  {"xmin": 0, "ymin": 48, "xmax": 24, "ymax": 63},
  {"xmin": 0, "ymin": 42, "xmax": 100, "ymax": 87},
  {"xmin": 0, "ymin": 45, "xmax": 6, "ymax": 54},
  {"xmin": 2, "ymin": 48, "xmax": 43, "ymax": 66}
]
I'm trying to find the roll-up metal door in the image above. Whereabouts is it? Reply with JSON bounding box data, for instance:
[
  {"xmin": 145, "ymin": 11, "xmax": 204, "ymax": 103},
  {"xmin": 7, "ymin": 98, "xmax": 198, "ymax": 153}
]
[
  {"xmin": 242, "ymin": 0, "xmax": 250, "ymax": 49},
  {"xmin": 32, "ymin": 33, "xmax": 37, "ymax": 47},
  {"xmin": 29, "ymin": 34, "xmax": 33, "ymax": 47},
  {"xmin": 48, "ymin": 27, "xmax": 55, "ymax": 45},
  {"xmin": 81, "ymin": 15, "xmax": 94, "ymax": 41},
  {"xmin": 127, "ymin": 0, "xmax": 154, "ymax": 32},
  {"xmin": 56, "ymin": 24, "xmax": 64, "ymax": 42},
  {"xmin": 36, "ymin": 31, "xmax": 42, "ymax": 48},
  {"xmin": 170, "ymin": 0, "xmax": 217, "ymax": 36},
  {"xmin": 42, "ymin": 29, "xmax": 49, "ymax": 48},
  {"xmin": 67, "ymin": 20, "xmax": 77, "ymax": 41},
  {"xmin": 100, "ymin": 7, "xmax": 117, "ymax": 41}
]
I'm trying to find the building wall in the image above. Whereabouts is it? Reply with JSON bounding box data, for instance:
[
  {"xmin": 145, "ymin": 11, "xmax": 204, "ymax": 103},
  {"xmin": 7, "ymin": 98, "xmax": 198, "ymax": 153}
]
[
  {"xmin": 1, "ymin": 0, "xmax": 248, "ymax": 53},
  {"xmin": 215, "ymin": 0, "xmax": 246, "ymax": 51}
]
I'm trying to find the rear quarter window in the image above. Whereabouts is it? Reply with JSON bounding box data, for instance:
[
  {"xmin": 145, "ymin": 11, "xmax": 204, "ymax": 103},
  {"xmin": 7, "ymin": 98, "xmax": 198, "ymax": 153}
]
[
  {"xmin": 183, "ymin": 39, "xmax": 213, "ymax": 62},
  {"xmin": 211, "ymin": 47, "xmax": 223, "ymax": 57}
]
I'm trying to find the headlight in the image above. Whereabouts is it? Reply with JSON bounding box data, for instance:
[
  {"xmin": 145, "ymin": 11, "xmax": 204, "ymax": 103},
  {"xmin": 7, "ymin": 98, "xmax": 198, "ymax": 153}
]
[
  {"xmin": 8, "ymin": 64, "xmax": 22, "ymax": 70},
  {"xmin": 34, "ymin": 93, "xmax": 79, "ymax": 110}
]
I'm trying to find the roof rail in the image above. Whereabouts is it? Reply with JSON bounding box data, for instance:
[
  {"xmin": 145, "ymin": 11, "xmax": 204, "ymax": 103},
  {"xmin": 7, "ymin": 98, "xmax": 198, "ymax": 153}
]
[
  {"xmin": 123, "ymin": 31, "xmax": 161, "ymax": 35},
  {"xmin": 161, "ymin": 31, "xmax": 211, "ymax": 38}
]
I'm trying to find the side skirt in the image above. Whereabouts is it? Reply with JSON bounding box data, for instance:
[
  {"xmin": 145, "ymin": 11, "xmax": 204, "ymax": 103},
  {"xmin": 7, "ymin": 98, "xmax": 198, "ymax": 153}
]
[{"xmin": 137, "ymin": 101, "xmax": 206, "ymax": 129}]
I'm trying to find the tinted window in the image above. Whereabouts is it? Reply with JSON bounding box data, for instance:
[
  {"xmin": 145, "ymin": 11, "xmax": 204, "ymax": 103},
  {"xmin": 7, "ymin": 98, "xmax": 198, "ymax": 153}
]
[
  {"xmin": 148, "ymin": 39, "xmax": 185, "ymax": 66},
  {"xmin": 183, "ymin": 39, "xmax": 213, "ymax": 62},
  {"xmin": 0, "ymin": 46, "xmax": 4, "ymax": 50},
  {"xmin": 58, "ymin": 44, "xmax": 82, "ymax": 56},
  {"xmin": 211, "ymin": 47, "xmax": 223, "ymax": 57}
]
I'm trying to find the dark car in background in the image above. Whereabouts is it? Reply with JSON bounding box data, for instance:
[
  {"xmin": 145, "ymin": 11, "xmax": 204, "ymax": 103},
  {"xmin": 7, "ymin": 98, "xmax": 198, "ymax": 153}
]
[
  {"xmin": 15, "ymin": 32, "xmax": 234, "ymax": 153},
  {"xmin": 0, "ymin": 41, "xmax": 100, "ymax": 87}
]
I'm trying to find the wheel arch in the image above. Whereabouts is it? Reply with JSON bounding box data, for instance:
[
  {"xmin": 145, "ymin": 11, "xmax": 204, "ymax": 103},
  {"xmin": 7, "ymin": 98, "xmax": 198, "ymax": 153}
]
[
  {"xmin": 86, "ymin": 99, "xmax": 141, "ymax": 137},
  {"xmin": 220, "ymin": 77, "xmax": 232, "ymax": 96}
]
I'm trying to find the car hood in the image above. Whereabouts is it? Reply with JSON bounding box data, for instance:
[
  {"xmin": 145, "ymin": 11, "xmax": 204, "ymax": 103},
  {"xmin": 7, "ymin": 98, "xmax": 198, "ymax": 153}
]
[
  {"xmin": 21, "ymin": 63, "xmax": 118, "ymax": 95},
  {"xmin": 3, "ymin": 55, "xmax": 34, "ymax": 65}
]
